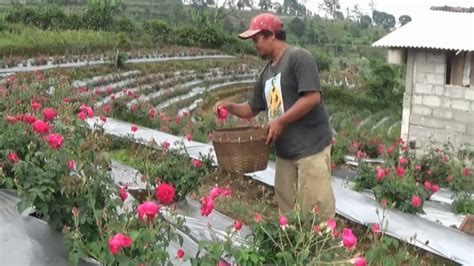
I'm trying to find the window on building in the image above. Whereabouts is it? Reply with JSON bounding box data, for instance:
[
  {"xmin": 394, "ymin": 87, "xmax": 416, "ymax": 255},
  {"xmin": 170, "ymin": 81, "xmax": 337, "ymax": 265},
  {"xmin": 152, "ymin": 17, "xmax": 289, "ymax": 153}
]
[{"xmin": 446, "ymin": 51, "xmax": 473, "ymax": 87}]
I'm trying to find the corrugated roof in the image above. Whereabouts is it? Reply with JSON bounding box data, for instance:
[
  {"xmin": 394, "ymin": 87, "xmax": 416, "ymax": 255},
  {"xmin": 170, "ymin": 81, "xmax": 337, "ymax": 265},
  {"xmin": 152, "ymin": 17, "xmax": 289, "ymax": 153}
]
[
  {"xmin": 430, "ymin": 6, "xmax": 474, "ymax": 13},
  {"xmin": 372, "ymin": 10, "xmax": 474, "ymax": 51}
]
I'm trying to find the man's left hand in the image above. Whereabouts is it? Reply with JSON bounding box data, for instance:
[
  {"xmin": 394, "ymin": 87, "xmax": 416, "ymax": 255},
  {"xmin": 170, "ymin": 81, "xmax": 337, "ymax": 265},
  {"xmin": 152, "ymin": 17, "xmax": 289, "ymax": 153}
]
[{"xmin": 266, "ymin": 118, "xmax": 287, "ymax": 145}]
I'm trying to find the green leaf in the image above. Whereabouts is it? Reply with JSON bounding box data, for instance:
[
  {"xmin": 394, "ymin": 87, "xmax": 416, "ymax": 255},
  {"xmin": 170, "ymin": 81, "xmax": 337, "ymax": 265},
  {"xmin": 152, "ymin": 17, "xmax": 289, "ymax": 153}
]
[
  {"xmin": 211, "ymin": 244, "xmax": 223, "ymax": 258},
  {"xmin": 299, "ymin": 249, "xmax": 310, "ymax": 262},
  {"xmin": 249, "ymin": 253, "xmax": 259, "ymax": 264},
  {"xmin": 68, "ymin": 253, "xmax": 79, "ymax": 266},
  {"xmin": 130, "ymin": 230, "xmax": 140, "ymax": 241}
]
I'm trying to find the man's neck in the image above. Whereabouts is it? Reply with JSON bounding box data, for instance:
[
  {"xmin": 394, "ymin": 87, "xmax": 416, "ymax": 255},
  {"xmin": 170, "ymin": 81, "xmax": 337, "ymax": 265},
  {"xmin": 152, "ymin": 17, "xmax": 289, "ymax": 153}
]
[{"xmin": 271, "ymin": 42, "xmax": 288, "ymax": 66}]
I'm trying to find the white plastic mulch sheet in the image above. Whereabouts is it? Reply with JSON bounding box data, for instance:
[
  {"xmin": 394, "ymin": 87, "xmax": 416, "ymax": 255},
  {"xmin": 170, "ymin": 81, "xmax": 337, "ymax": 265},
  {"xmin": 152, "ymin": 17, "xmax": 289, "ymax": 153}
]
[
  {"xmin": 0, "ymin": 55, "xmax": 235, "ymax": 74},
  {"xmin": 88, "ymin": 117, "xmax": 474, "ymax": 265},
  {"xmin": 0, "ymin": 187, "xmax": 235, "ymax": 266},
  {"xmin": 0, "ymin": 190, "xmax": 98, "ymax": 266}
]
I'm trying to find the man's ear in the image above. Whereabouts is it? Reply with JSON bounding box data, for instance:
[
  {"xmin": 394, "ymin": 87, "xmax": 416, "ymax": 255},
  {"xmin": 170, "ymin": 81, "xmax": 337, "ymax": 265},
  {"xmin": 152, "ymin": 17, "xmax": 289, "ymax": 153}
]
[{"xmin": 271, "ymin": 31, "xmax": 277, "ymax": 40}]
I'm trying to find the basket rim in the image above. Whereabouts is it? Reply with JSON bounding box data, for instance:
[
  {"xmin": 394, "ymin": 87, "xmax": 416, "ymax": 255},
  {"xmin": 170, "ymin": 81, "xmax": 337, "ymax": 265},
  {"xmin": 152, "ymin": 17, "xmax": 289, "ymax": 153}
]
[{"xmin": 211, "ymin": 125, "xmax": 268, "ymax": 143}]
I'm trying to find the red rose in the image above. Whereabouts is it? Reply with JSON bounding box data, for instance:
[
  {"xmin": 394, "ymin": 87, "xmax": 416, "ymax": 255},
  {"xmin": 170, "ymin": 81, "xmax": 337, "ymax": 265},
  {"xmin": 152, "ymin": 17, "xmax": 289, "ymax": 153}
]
[{"xmin": 155, "ymin": 183, "xmax": 175, "ymax": 205}]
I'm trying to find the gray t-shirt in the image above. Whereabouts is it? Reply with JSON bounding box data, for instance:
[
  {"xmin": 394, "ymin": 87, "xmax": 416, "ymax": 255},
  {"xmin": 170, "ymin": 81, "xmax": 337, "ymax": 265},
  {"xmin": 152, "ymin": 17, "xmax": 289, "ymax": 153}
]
[{"xmin": 249, "ymin": 46, "xmax": 332, "ymax": 159}]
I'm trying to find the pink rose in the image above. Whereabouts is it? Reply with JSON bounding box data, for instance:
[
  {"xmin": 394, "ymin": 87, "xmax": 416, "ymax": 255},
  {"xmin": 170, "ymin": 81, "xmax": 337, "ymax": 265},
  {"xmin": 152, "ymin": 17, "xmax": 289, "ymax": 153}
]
[
  {"xmin": 411, "ymin": 195, "xmax": 422, "ymax": 208},
  {"xmin": 23, "ymin": 114, "xmax": 37, "ymax": 124},
  {"xmin": 221, "ymin": 187, "xmax": 232, "ymax": 197},
  {"xmin": 255, "ymin": 213, "xmax": 263, "ymax": 223},
  {"xmin": 46, "ymin": 133, "xmax": 64, "ymax": 149},
  {"xmin": 162, "ymin": 140, "xmax": 170, "ymax": 150},
  {"xmin": 77, "ymin": 111, "xmax": 87, "ymax": 121},
  {"xmin": 423, "ymin": 181, "xmax": 432, "ymax": 190},
  {"xmin": 155, "ymin": 183, "xmax": 175, "ymax": 205},
  {"xmin": 131, "ymin": 125, "xmax": 138, "ymax": 132},
  {"xmin": 176, "ymin": 249, "xmax": 185, "ymax": 259},
  {"xmin": 149, "ymin": 109, "xmax": 156, "ymax": 119},
  {"xmin": 119, "ymin": 186, "xmax": 127, "ymax": 201},
  {"xmin": 7, "ymin": 152, "xmax": 19, "ymax": 164},
  {"xmin": 342, "ymin": 227, "xmax": 357, "ymax": 249},
  {"xmin": 398, "ymin": 157, "xmax": 408, "ymax": 165},
  {"xmin": 108, "ymin": 233, "xmax": 132, "ymax": 255},
  {"xmin": 352, "ymin": 257, "xmax": 367, "ymax": 266},
  {"xmin": 463, "ymin": 168, "xmax": 471, "ymax": 177},
  {"xmin": 79, "ymin": 104, "xmax": 94, "ymax": 118},
  {"xmin": 376, "ymin": 166, "xmax": 385, "ymax": 181},
  {"xmin": 33, "ymin": 120, "xmax": 50, "ymax": 134},
  {"xmin": 200, "ymin": 196, "xmax": 214, "ymax": 216},
  {"xmin": 217, "ymin": 106, "xmax": 228, "ymax": 120},
  {"xmin": 67, "ymin": 160, "xmax": 75, "ymax": 170},
  {"xmin": 233, "ymin": 220, "xmax": 243, "ymax": 231},
  {"xmin": 313, "ymin": 224, "xmax": 321, "ymax": 233},
  {"xmin": 431, "ymin": 184, "xmax": 439, "ymax": 193},
  {"xmin": 209, "ymin": 186, "xmax": 222, "ymax": 200},
  {"xmin": 31, "ymin": 101, "xmax": 42, "ymax": 111},
  {"xmin": 102, "ymin": 105, "xmax": 111, "ymax": 113},
  {"xmin": 326, "ymin": 219, "xmax": 337, "ymax": 230},
  {"xmin": 396, "ymin": 166, "xmax": 405, "ymax": 177},
  {"xmin": 43, "ymin": 108, "xmax": 57, "ymax": 121},
  {"xmin": 185, "ymin": 134, "xmax": 193, "ymax": 141},
  {"xmin": 192, "ymin": 159, "xmax": 203, "ymax": 168},
  {"xmin": 279, "ymin": 215, "xmax": 288, "ymax": 229},
  {"xmin": 137, "ymin": 201, "xmax": 160, "ymax": 221},
  {"xmin": 372, "ymin": 223, "xmax": 380, "ymax": 233},
  {"xmin": 6, "ymin": 115, "xmax": 16, "ymax": 124}
]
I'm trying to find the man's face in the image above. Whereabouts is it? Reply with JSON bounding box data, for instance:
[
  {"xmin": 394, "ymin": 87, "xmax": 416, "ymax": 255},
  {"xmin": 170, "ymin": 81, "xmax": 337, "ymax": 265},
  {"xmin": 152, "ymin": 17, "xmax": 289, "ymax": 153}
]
[{"xmin": 252, "ymin": 33, "xmax": 273, "ymax": 59}]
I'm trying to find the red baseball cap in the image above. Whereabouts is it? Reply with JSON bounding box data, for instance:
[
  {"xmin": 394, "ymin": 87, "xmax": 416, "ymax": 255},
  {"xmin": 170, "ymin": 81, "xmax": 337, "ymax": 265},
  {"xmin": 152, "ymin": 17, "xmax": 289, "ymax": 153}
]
[{"xmin": 239, "ymin": 13, "xmax": 284, "ymax": 39}]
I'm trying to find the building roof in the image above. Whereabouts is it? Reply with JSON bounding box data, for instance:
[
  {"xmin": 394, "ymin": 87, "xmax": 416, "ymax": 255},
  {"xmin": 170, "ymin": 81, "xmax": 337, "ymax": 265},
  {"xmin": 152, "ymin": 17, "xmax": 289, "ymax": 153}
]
[
  {"xmin": 372, "ymin": 9, "xmax": 474, "ymax": 51},
  {"xmin": 430, "ymin": 6, "xmax": 474, "ymax": 13}
]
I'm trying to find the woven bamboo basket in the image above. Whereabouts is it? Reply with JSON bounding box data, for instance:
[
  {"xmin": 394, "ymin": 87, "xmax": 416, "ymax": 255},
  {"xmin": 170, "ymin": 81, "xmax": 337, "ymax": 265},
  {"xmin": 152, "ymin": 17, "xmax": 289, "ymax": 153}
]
[{"xmin": 211, "ymin": 126, "xmax": 270, "ymax": 174}]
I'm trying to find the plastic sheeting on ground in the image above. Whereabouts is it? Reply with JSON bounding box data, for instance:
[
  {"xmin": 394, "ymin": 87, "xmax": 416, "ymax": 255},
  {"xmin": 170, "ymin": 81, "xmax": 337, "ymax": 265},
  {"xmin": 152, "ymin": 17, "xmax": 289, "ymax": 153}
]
[
  {"xmin": 0, "ymin": 186, "xmax": 244, "ymax": 266},
  {"xmin": 0, "ymin": 190, "xmax": 98, "ymax": 266},
  {"xmin": 0, "ymin": 55, "xmax": 235, "ymax": 74},
  {"xmin": 87, "ymin": 117, "xmax": 474, "ymax": 265}
]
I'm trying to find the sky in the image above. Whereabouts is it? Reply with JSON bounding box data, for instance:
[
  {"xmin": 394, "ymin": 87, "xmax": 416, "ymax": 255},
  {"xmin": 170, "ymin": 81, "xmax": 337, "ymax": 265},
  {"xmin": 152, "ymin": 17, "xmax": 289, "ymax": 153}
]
[
  {"xmin": 302, "ymin": 0, "xmax": 473, "ymax": 20},
  {"xmin": 215, "ymin": 0, "xmax": 473, "ymax": 20}
]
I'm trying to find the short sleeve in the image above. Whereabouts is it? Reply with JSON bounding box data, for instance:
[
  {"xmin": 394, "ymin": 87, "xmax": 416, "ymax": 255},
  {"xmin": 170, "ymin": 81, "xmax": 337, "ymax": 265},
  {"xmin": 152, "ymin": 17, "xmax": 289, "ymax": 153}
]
[
  {"xmin": 292, "ymin": 49, "xmax": 321, "ymax": 94},
  {"xmin": 248, "ymin": 73, "xmax": 266, "ymax": 113}
]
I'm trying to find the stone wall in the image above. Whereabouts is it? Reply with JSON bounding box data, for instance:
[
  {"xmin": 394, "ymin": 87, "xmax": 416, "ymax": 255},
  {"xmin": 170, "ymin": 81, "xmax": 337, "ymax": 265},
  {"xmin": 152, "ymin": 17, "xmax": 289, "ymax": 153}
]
[{"xmin": 404, "ymin": 49, "xmax": 474, "ymax": 152}]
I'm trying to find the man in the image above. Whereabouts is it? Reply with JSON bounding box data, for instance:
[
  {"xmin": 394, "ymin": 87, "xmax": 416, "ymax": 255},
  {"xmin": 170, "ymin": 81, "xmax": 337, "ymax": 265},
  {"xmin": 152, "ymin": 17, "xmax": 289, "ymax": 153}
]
[{"xmin": 214, "ymin": 13, "xmax": 335, "ymax": 219}]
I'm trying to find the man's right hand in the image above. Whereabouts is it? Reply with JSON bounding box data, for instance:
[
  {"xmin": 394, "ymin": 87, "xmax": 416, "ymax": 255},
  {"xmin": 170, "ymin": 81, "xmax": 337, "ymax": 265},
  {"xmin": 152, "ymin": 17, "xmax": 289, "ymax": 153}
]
[{"xmin": 213, "ymin": 101, "xmax": 232, "ymax": 115}]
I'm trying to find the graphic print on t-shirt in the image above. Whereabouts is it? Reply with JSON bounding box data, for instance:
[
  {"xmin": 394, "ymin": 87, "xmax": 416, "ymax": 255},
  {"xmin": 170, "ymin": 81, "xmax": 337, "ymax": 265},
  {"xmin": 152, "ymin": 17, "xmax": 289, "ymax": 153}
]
[{"xmin": 264, "ymin": 73, "xmax": 284, "ymax": 121}]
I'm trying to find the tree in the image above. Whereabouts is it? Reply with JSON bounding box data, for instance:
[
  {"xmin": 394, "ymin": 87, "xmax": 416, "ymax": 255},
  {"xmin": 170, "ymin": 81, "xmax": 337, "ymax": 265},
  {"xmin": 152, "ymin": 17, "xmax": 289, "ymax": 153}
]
[
  {"xmin": 288, "ymin": 17, "xmax": 305, "ymax": 43},
  {"xmin": 398, "ymin": 15, "xmax": 412, "ymax": 26},
  {"xmin": 283, "ymin": 0, "xmax": 300, "ymax": 15},
  {"xmin": 350, "ymin": 4, "xmax": 363, "ymax": 22},
  {"xmin": 359, "ymin": 15, "xmax": 372, "ymax": 28},
  {"xmin": 305, "ymin": 26, "xmax": 316, "ymax": 44},
  {"xmin": 275, "ymin": 2, "xmax": 283, "ymax": 14},
  {"xmin": 372, "ymin": 10, "xmax": 395, "ymax": 30},
  {"xmin": 258, "ymin": 0, "xmax": 272, "ymax": 10},
  {"xmin": 319, "ymin": 0, "xmax": 341, "ymax": 19},
  {"xmin": 334, "ymin": 11, "xmax": 344, "ymax": 20},
  {"xmin": 368, "ymin": 0, "xmax": 375, "ymax": 12}
]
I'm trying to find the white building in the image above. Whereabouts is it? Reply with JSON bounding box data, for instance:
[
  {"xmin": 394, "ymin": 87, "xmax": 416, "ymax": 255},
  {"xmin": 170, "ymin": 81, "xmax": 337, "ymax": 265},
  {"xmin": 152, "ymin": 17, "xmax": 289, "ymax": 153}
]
[{"xmin": 373, "ymin": 7, "xmax": 474, "ymax": 154}]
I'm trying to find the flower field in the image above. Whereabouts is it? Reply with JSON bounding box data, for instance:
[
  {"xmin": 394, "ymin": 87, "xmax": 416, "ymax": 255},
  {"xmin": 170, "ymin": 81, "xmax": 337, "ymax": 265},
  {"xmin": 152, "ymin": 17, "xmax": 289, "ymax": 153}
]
[{"xmin": 1, "ymin": 51, "xmax": 472, "ymax": 265}]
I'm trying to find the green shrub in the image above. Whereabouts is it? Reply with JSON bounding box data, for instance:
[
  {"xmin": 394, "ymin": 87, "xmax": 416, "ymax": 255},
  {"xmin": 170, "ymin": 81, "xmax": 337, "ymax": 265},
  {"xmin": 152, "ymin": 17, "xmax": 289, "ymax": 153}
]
[
  {"xmin": 142, "ymin": 19, "xmax": 171, "ymax": 43},
  {"xmin": 308, "ymin": 48, "xmax": 332, "ymax": 72}
]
